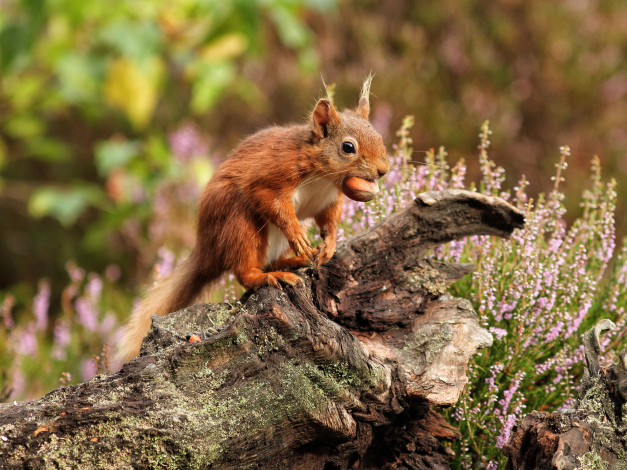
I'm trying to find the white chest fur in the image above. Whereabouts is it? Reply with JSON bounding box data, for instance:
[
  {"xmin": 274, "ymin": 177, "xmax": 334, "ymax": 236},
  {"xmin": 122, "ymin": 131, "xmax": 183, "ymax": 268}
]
[
  {"xmin": 264, "ymin": 177, "xmax": 339, "ymax": 266},
  {"xmin": 293, "ymin": 177, "xmax": 339, "ymax": 220}
]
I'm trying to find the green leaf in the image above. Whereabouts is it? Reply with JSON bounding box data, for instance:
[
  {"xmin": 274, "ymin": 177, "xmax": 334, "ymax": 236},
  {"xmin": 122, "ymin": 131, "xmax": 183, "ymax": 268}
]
[
  {"xmin": 3, "ymin": 113, "xmax": 45, "ymax": 138},
  {"xmin": 56, "ymin": 53, "xmax": 104, "ymax": 104},
  {"xmin": 199, "ymin": 33, "xmax": 248, "ymax": 62},
  {"xmin": 190, "ymin": 62, "xmax": 234, "ymax": 115},
  {"xmin": 103, "ymin": 57, "xmax": 164, "ymax": 129},
  {"xmin": 98, "ymin": 19, "xmax": 162, "ymax": 60},
  {"xmin": 5, "ymin": 75, "xmax": 46, "ymax": 111},
  {"xmin": 0, "ymin": 24, "xmax": 26, "ymax": 71},
  {"xmin": 298, "ymin": 47, "xmax": 319, "ymax": 73},
  {"xmin": 26, "ymin": 137, "xmax": 72, "ymax": 163},
  {"xmin": 0, "ymin": 0, "xmax": 46, "ymax": 72},
  {"xmin": 94, "ymin": 139, "xmax": 141, "ymax": 176},
  {"xmin": 145, "ymin": 134, "xmax": 172, "ymax": 171},
  {"xmin": 268, "ymin": 6, "xmax": 310, "ymax": 49},
  {"xmin": 304, "ymin": 0, "xmax": 336, "ymax": 11},
  {"xmin": 28, "ymin": 186, "xmax": 106, "ymax": 227},
  {"xmin": 188, "ymin": 157, "xmax": 214, "ymax": 189}
]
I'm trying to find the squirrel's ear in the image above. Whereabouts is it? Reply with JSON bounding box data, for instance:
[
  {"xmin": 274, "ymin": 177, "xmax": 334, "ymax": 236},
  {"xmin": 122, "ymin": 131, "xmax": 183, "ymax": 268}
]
[
  {"xmin": 312, "ymin": 99, "xmax": 340, "ymax": 139},
  {"xmin": 356, "ymin": 74, "xmax": 372, "ymax": 119}
]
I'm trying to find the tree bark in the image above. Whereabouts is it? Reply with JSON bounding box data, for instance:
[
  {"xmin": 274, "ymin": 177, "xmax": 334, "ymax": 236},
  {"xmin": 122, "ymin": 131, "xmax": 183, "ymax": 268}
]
[{"xmin": 0, "ymin": 190, "xmax": 524, "ymax": 470}]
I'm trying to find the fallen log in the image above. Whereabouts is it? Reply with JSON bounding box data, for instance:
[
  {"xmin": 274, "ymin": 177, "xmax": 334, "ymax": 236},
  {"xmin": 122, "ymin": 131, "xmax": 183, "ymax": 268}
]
[{"xmin": 0, "ymin": 190, "xmax": 524, "ymax": 469}]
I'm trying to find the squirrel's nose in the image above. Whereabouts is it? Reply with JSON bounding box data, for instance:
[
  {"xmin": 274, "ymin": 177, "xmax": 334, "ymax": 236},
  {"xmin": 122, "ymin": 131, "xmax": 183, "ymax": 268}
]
[{"xmin": 377, "ymin": 162, "xmax": 389, "ymax": 178}]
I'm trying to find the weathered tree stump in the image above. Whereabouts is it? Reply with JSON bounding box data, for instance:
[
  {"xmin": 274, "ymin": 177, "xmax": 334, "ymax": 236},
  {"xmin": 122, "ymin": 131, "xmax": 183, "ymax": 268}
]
[
  {"xmin": 503, "ymin": 320, "xmax": 627, "ymax": 470},
  {"xmin": 0, "ymin": 190, "xmax": 524, "ymax": 469}
]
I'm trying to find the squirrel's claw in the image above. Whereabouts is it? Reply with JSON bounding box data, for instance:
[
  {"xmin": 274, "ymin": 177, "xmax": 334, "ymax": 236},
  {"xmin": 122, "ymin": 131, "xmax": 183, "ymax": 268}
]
[
  {"xmin": 314, "ymin": 239, "xmax": 336, "ymax": 266},
  {"xmin": 290, "ymin": 232, "xmax": 315, "ymax": 261}
]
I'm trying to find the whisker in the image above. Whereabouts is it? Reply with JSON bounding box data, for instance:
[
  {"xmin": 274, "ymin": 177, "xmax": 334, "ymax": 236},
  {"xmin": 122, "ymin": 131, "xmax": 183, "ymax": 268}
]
[
  {"xmin": 255, "ymin": 220, "xmax": 269, "ymax": 237},
  {"xmin": 300, "ymin": 168, "xmax": 348, "ymax": 187}
]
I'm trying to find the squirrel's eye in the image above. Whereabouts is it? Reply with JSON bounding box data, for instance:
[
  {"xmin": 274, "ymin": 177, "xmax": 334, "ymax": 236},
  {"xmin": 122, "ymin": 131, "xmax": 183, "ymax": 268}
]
[{"xmin": 342, "ymin": 141, "xmax": 356, "ymax": 154}]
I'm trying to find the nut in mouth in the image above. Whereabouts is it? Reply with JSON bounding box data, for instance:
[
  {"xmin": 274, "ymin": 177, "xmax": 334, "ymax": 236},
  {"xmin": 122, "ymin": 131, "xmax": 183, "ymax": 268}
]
[{"xmin": 342, "ymin": 176, "xmax": 379, "ymax": 202}]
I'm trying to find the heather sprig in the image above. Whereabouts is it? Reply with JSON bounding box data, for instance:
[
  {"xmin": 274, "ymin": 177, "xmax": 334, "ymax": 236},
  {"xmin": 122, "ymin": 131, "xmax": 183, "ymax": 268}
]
[
  {"xmin": 0, "ymin": 262, "xmax": 128, "ymax": 400},
  {"xmin": 442, "ymin": 139, "xmax": 622, "ymax": 467}
]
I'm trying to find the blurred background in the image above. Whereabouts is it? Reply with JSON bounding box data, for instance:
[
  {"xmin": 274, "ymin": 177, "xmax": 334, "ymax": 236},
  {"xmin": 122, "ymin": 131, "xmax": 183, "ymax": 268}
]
[{"xmin": 1, "ymin": 0, "xmax": 627, "ymax": 398}]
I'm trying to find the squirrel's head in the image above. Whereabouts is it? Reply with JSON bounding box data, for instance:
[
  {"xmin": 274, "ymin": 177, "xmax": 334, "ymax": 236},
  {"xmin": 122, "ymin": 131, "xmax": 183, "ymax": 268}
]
[{"xmin": 310, "ymin": 76, "xmax": 389, "ymax": 202}]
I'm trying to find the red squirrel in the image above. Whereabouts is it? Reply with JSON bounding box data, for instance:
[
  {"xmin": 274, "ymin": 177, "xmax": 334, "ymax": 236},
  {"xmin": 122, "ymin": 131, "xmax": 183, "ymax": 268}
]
[{"xmin": 118, "ymin": 77, "xmax": 389, "ymax": 361}]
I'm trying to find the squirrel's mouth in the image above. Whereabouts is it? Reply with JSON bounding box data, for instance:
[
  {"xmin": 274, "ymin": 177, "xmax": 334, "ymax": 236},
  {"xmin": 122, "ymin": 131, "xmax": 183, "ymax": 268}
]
[{"xmin": 342, "ymin": 176, "xmax": 379, "ymax": 202}]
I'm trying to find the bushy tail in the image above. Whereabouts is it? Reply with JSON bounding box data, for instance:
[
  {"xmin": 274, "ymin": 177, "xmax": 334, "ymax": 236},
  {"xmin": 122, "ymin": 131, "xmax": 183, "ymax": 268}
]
[{"xmin": 117, "ymin": 253, "xmax": 209, "ymax": 363}]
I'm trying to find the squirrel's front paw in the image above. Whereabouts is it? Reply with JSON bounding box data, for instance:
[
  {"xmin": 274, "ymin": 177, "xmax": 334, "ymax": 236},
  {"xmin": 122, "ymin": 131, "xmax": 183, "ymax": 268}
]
[
  {"xmin": 290, "ymin": 232, "xmax": 315, "ymax": 261},
  {"xmin": 314, "ymin": 240, "xmax": 336, "ymax": 266}
]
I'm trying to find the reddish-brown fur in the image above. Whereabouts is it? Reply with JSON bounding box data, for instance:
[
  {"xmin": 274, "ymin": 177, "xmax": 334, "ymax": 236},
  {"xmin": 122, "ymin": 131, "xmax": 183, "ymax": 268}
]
[{"xmin": 118, "ymin": 77, "xmax": 389, "ymax": 361}]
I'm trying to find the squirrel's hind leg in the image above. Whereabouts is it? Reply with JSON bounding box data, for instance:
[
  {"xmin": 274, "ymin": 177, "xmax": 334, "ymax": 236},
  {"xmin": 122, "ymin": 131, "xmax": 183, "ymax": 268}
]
[
  {"xmin": 230, "ymin": 216, "xmax": 305, "ymax": 289},
  {"xmin": 233, "ymin": 245, "xmax": 304, "ymax": 289},
  {"xmin": 269, "ymin": 255, "xmax": 312, "ymax": 270},
  {"xmin": 236, "ymin": 266, "xmax": 303, "ymax": 290}
]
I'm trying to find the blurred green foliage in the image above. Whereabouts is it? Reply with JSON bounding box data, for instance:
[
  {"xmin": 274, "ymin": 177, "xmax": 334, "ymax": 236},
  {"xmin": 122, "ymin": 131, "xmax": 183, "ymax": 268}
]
[
  {"xmin": 0, "ymin": 0, "xmax": 334, "ymax": 298},
  {"xmin": 4, "ymin": 0, "xmax": 627, "ymax": 298},
  {"xmin": 5, "ymin": 0, "xmax": 627, "ymax": 302}
]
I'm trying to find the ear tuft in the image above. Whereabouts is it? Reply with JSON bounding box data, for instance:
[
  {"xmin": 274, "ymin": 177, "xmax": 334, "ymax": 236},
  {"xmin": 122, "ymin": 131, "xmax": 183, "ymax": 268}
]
[
  {"xmin": 312, "ymin": 99, "xmax": 340, "ymax": 139},
  {"xmin": 321, "ymin": 75, "xmax": 335, "ymax": 106},
  {"xmin": 356, "ymin": 73, "xmax": 373, "ymax": 119}
]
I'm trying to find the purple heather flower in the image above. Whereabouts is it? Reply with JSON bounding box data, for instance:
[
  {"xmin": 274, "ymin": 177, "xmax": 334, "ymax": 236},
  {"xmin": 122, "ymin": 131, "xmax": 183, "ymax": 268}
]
[
  {"xmin": 86, "ymin": 274, "xmax": 103, "ymax": 300},
  {"xmin": 75, "ymin": 297, "xmax": 98, "ymax": 332},
  {"xmin": 565, "ymin": 298, "xmax": 593, "ymax": 339},
  {"xmin": 485, "ymin": 363, "xmax": 504, "ymax": 391},
  {"xmin": 499, "ymin": 384, "xmax": 518, "ymax": 414},
  {"xmin": 489, "ymin": 326, "xmax": 507, "ymax": 341},
  {"xmin": 155, "ymin": 247, "xmax": 176, "ymax": 280},
  {"xmin": 495, "ymin": 413, "xmax": 518, "ymax": 449},
  {"xmin": 450, "ymin": 160, "xmax": 467, "ymax": 189},
  {"xmin": 168, "ymin": 124, "xmax": 209, "ymax": 163},
  {"xmin": 535, "ymin": 357, "xmax": 556, "ymax": 375},
  {"xmin": 66, "ymin": 262, "xmax": 85, "ymax": 283},
  {"xmin": 105, "ymin": 264, "xmax": 121, "ymax": 282},
  {"xmin": 98, "ymin": 312, "xmax": 117, "ymax": 337},
  {"xmin": 9, "ymin": 365, "xmax": 24, "ymax": 399},
  {"xmin": 12, "ymin": 325, "xmax": 38, "ymax": 356},
  {"xmin": 2, "ymin": 294, "xmax": 15, "ymax": 329},
  {"xmin": 81, "ymin": 359, "xmax": 97, "ymax": 382},
  {"xmin": 52, "ymin": 319, "xmax": 71, "ymax": 361},
  {"xmin": 447, "ymin": 239, "xmax": 466, "ymax": 263},
  {"xmin": 544, "ymin": 321, "xmax": 564, "ymax": 343},
  {"xmin": 32, "ymin": 280, "xmax": 50, "ymax": 332},
  {"xmin": 58, "ymin": 372, "xmax": 72, "ymax": 387}
]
